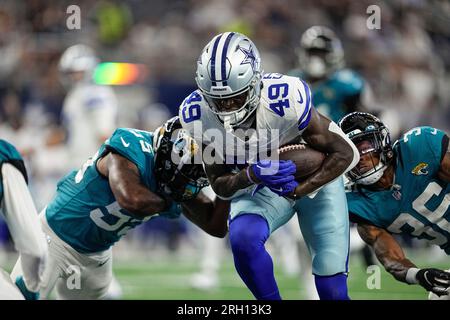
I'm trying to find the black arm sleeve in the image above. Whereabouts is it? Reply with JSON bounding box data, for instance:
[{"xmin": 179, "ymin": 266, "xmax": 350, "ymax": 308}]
[{"xmin": 0, "ymin": 160, "xmax": 28, "ymax": 184}]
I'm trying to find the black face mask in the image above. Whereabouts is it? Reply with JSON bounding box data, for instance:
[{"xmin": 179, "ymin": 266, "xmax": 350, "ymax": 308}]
[{"xmin": 154, "ymin": 135, "xmax": 209, "ymax": 203}]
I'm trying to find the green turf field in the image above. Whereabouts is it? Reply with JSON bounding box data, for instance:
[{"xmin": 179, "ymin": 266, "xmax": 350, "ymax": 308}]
[
  {"xmin": 112, "ymin": 252, "xmax": 448, "ymax": 300},
  {"xmin": 2, "ymin": 247, "xmax": 447, "ymax": 299}
]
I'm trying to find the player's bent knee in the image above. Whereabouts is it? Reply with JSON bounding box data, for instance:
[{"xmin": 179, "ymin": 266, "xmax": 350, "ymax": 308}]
[
  {"xmin": 229, "ymin": 214, "xmax": 269, "ymax": 256},
  {"xmin": 312, "ymin": 250, "xmax": 347, "ymax": 276}
]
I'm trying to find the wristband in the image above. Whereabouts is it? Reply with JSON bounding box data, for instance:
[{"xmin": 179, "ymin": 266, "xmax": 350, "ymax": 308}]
[
  {"xmin": 246, "ymin": 166, "xmax": 257, "ymax": 185},
  {"xmin": 405, "ymin": 268, "xmax": 420, "ymax": 284}
]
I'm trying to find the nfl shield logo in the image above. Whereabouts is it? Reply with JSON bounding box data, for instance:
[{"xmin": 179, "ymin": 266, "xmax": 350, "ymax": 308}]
[{"xmin": 392, "ymin": 190, "xmax": 402, "ymax": 201}]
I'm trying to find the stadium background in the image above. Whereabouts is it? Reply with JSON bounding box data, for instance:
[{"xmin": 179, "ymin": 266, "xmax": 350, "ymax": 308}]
[{"xmin": 0, "ymin": 0, "xmax": 449, "ymax": 299}]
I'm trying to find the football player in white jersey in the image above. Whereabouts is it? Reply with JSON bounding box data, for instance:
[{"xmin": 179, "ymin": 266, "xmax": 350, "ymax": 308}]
[
  {"xmin": 180, "ymin": 32, "xmax": 360, "ymax": 300},
  {"xmin": 59, "ymin": 44, "xmax": 118, "ymax": 170},
  {"xmin": 0, "ymin": 140, "xmax": 47, "ymax": 300}
]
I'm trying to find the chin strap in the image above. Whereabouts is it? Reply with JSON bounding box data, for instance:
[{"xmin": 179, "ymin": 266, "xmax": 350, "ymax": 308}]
[
  {"xmin": 357, "ymin": 162, "xmax": 387, "ymax": 185},
  {"xmin": 223, "ymin": 115, "xmax": 234, "ymax": 132}
]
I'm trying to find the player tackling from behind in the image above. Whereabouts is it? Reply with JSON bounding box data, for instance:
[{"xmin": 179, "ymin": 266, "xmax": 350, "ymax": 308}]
[
  {"xmin": 340, "ymin": 112, "xmax": 450, "ymax": 299},
  {"xmin": 11, "ymin": 117, "xmax": 229, "ymax": 299}
]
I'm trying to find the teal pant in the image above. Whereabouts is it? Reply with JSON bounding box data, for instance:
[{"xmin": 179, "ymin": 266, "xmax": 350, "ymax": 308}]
[{"xmin": 229, "ymin": 177, "xmax": 349, "ymax": 276}]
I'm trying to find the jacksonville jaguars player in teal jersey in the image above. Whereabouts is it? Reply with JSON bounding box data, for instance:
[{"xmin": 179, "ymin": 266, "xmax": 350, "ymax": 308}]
[
  {"xmin": 11, "ymin": 116, "xmax": 229, "ymax": 299},
  {"xmin": 339, "ymin": 112, "xmax": 450, "ymax": 299},
  {"xmin": 289, "ymin": 26, "xmax": 368, "ymax": 123}
]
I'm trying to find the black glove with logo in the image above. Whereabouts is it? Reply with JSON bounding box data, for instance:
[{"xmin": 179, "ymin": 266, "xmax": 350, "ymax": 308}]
[{"xmin": 416, "ymin": 268, "xmax": 450, "ymax": 296}]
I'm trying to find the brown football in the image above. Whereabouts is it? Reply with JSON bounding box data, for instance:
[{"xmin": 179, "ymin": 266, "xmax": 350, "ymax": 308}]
[{"xmin": 278, "ymin": 144, "xmax": 325, "ymax": 180}]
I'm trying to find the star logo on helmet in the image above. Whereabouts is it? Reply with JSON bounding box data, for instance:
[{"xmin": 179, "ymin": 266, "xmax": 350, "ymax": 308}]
[{"xmin": 239, "ymin": 45, "xmax": 257, "ymax": 71}]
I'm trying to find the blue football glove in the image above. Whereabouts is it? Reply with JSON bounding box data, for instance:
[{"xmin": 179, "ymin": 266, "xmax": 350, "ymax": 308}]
[
  {"xmin": 250, "ymin": 160, "xmax": 297, "ymax": 186},
  {"xmin": 267, "ymin": 180, "xmax": 299, "ymax": 196}
]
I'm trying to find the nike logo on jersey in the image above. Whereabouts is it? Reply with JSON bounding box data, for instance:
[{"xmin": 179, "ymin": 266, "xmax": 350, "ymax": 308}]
[
  {"xmin": 270, "ymin": 186, "xmax": 284, "ymax": 193},
  {"xmin": 120, "ymin": 137, "xmax": 130, "ymax": 148},
  {"xmin": 297, "ymin": 89, "xmax": 303, "ymax": 104}
]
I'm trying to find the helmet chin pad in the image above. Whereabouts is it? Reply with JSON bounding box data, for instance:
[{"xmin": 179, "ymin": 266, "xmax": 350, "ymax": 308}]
[{"xmin": 351, "ymin": 162, "xmax": 387, "ymax": 185}]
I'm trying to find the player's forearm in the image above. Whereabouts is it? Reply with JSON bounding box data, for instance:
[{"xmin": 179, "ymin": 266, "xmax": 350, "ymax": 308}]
[
  {"xmin": 104, "ymin": 153, "xmax": 168, "ymax": 218},
  {"xmin": 115, "ymin": 187, "xmax": 167, "ymax": 218},
  {"xmin": 293, "ymin": 120, "xmax": 359, "ymax": 197},
  {"xmin": 182, "ymin": 197, "xmax": 229, "ymax": 237},
  {"xmin": 211, "ymin": 169, "xmax": 252, "ymax": 199},
  {"xmin": 358, "ymin": 223, "xmax": 418, "ymax": 284},
  {"xmin": 292, "ymin": 150, "xmax": 353, "ymax": 197},
  {"xmin": 372, "ymin": 240, "xmax": 416, "ymax": 283},
  {"xmin": 381, "ymin": 257, "xmax": 417, "ymax": 283}
]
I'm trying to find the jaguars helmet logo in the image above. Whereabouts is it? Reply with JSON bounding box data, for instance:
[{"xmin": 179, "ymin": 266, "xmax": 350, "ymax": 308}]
[{"xmin": 412, "ymin": 162, "xmax": 429, "ymax": 176}]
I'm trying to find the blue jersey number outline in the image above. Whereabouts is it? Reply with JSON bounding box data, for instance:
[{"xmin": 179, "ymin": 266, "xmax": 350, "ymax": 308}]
[
  {"xmin": 263, "ymin": 73, "xmax": 283, "ymax": 79},
  {"xmin": 182, "ymin": 92, "xmax": 202, "ymax": 123},
  {"xmin": 267, "ymin": 83, "xmax": 290, "ymax": 117}
]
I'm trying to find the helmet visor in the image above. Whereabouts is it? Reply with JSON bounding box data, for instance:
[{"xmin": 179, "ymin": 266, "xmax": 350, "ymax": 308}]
[{"xmin": 347, "ymin": 131, "xmax": 385, "ymax": 183}]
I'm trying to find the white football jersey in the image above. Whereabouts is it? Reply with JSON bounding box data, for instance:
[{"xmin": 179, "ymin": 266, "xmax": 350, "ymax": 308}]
[
  {"xmin": 179, "ymin": 73, "xmax": 312, "ymax": 163},
  {"xmin": 1, "ymin": 163, "xmax": 47, "ymax": 293},
  {"xmin": 62, "ymin": 82, "xmax": 118, "ymax": 168}
]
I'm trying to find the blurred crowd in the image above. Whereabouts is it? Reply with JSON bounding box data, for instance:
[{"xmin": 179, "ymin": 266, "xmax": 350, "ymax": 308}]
[{"xmin": 0, "ymin": 0, "xmax": 448, "ymax": 253}]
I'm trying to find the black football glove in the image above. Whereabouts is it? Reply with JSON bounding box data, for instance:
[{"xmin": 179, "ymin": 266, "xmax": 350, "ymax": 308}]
[{"xmin": 416, "ymin": 268, "xmax": 450, "ymax": 296}]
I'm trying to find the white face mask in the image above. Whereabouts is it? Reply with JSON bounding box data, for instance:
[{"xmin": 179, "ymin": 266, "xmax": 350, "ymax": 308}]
[
  {"xmin": 306, "ymin": 56, "xmax": 326, "ymax": 78},
  {"xmin": 355, "ymin": 162, "xmax": 387, "ymax": 185},
  {"xmin": 220, "ymin": 108, "xmax": 248, "ymax": 131},
  {"xmin": 221, "ymin": 114, "xmax": 234, "ymax": 132}
]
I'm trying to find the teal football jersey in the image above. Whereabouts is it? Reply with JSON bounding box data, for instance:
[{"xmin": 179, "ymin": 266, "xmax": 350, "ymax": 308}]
[
  {"xmin": 347, "ymin": 126, "xmax": 450, "ymax": 254},
  {"xmin": 46, "ymin": 128, "xmax": 181, "ymax": 254},
  {"xmin": 288, "ymin": 68, "xmax": 364, "ymax": 122},
  {"xmin": 0, "ymin": 140, "xmax": 26, "ymax": 201}
]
